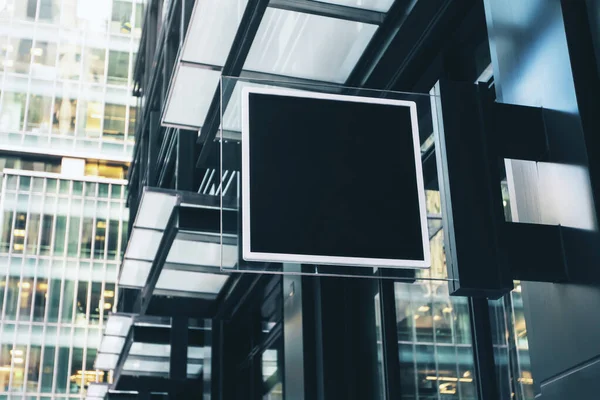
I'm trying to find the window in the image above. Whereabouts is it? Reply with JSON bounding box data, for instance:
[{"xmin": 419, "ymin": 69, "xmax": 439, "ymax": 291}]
[
  {"xmin": 33, "ymin": 279, "xmax": 49, "ymax": 321},
  {"xmin": 13, "ymin": 38, "xmax": 33, "ymax": 74},
  {"xmin": 103, "ymin": 103, "xmax": 126, "ymax": 140},
  {"xmin": 90, "ymin": 282, "xmax": 103, "ymax": 323},
  {"xmin": 26, "ymin": 346, "xmax": 42, "ymax": 392},
  {"xmin": 31, "ymin": 41, "xmax": 58, "ymax": 79},
  {"xmin": 78, "ymin": 100, "xmax": 103, "ymax": 138},
  {"xmin": 40, "ymin": 345, "xmax": 55, "ymax": 392},
  {"xmin": 0, "ymin": 211, "xmax": 13, "ymax": 252},
  {"xmin": 107, "ymin": 50, "xmax": 130, "ymax": 85},
  {"xmin": 53, "ymin": 96, "xmax": 77, "ymax": 136},
  {"xmin": 9, "ymin": 345, "xmax": 27, "ymax": 391},
  {"xmin": 57, "ymin": 41, "xmax": 81, "ymax": 80},
  {"xmin": 83, "ymin": 48, "xmax": 106, "ymax": 83},
  {"xmin": 128, "ymin": 106, "xmax": 137, "ymax": 140},
  {"xmin": 111, "ymin": 1, "xmax": 134, "ymax": 34},
  {"xmin": 48, "ymin": 279, "xmax": 61, "ymax": 322},
  {"xmin": 55, "ymin": 346, "xmax": 69, "ymax": 393},
  {"xmin": 94, "ymin": 219, "xmax": 106, "ymax": 259},
  {"xmin": 0, "ymin": 345, "xmax": 10, "ymax": 391},
  {"xmin": 12, "ymin": 0, "xmax": 37, "ymax": 21},
  {"xmin": 69, "ymin": 347, "xmax": 84, "ymax": 393},
  {"xmin": 107, "ymin": 220, "xmax": 119, "ymax": 260},
  {"xmin": 38, "ymin": 0, "xmax": 61, "ymax": 23},
  {"xmin": 81, "ymin": 217, "xmax": 94, "ymax": 258},
  {"xmin": 61, "ymin": 280, "xmax": 75, "ymax": 323},
  {"xmin": 0, "ymin": 92, "xmax": 26, "ymax": 132},
  {"xmin": 134, "ymin": 3, "xmax": 144, "ymax": 36},
  {"xmin": 25, "ymin": 213, "xmax": 41, "ymax": 254},
  {"xmin": 75, "ymin": 280, "xmax": 89, "ymax": 323},
  {"xmin": 103, "ymin": 283, "xmax": 115, "ymax": 319},
  {"xmin": 26, "ymin": 95, "xmax": 53, "ymax": 133},
  {"xmin": 85, "ymin": 161, "xmax": 127, "ymax": 179}
]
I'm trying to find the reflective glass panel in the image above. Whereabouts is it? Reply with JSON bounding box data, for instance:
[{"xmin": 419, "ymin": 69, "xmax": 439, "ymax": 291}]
[
  {"xmin": 107, "ymin": 50, "xmax": 130, "ymax": 86},
  {"xmin": 0, "ymin": 92, "xmax": 26, "ymax": 132},
  {"xmin": 315, "ymin": 0, "xmax": 394, "ymax": 11},
  {"xmin": 162, "ymin": 65, "xmax": 221, "ymax": 128},
  {"xmin": 26, "ymin": 345, "xmax": 42, "ymax": 392},
  {"xmin": 83, "ymin": 48, "xmax": 106, "ymax": 84},
  {"xmin": 26, "ymin": 95, "xmax": 53, "ymax": 133},
  {"xmin": 40, "ymin": 345, "xmax": 55, "ymax": 392},
  {"xmin": 111, "ymin": 0, "xmax": 134, "ymax": 35},
  {"xmin": 12, "ymin": 0, "xmax": 37, "ymax": 21},
  {"xmin": 244, "ymin": 9, "xmax": 378, "ymax": 83},
  {"xmin": 30, "ymin": 41, "xmax": 58, "ymax": 79},
  {"xmin": 181, "ymin": 0, "xmax": 248, "ymax": 66},
  {"xmin": 38, "ymin": 0, "xmax": 62, "ymax": 23},
  {"xmin": 33, "ymin": 279, "xmax": 48, "ymax": 321},
  {"xmin": 103, "ymin": 104, "xmax": 126, "ymax": 140}
]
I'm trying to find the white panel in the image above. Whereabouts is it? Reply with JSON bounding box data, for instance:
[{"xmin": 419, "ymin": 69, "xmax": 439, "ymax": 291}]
[
  {"xmin": 504, "ymin": 159, "xmax": 542, "ymax": 223},
  {"xmin": 125, "ymin": 228, "xmax": 163, "ymax": 261},
  {"xmin": 244, "ymin": 9, "xmax": 378, "ymax": 83},
  {"xmin": 181, "ymin": 0, "xmax": 249, "ymax": 66},
  {"xmin": 157, "ymin": 270, "xmax": 229, "ymax": 294},
  {"xmin": 505, "ymin": 159, "xmax": 597, "ymax": 230},
  {"xmin": 129, "ymin": 343, "xmax": 205, "ymax": 360},
  {"xmin": 123, "ymin": 358, "xmax": 169, "ymax": 374},
  {"xmin": 537, "ymin": 162, "xmax": 597, "ymax": 230},
  {"xmin": 130, "ymin": 342, "xmax": 170, "ymax": 358},
  {"xmin": 119, "ymin": 259, "xmax": 152, "ymax": 288},
  {"xmin": 134, "ymin": 191, "xmax": 178, "ymax": 230},
  {"xmin": 87, "ymin": 383, "xmax": 109, "ymax": 398},
  {"xmin": 162, "ymin": 65, "xmax": 221, "ymax": 128},
  {"xmin": 94, "ymin": 353, "xmax": 119, "ymax": 370},
  {"xmin": 61, "ymin": 158, "xmax": 85, "ymax": 177},
  {"xmin": 99, "ymin": 335, "xmax": 126, "ymax": 354},
  {"xmin": 105, "ymin": 314, "xmax": 133, "ymax": 337},
  {"xmin": 166, "ymin": 239, "xmax": 238, "ymax": 268},
  {"xmin": 314, "ymin": 0, "xmax": 394, "ymax": 11}
]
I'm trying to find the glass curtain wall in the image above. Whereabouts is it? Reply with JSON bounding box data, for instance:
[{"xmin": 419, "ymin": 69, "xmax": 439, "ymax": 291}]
[
  {"xmin": 0, "ymin": 0, "xmax": 143, "ymax": 160},
  {"xmin": 0, "ymin": 170, "xmax": 128, "ymax": 397}
]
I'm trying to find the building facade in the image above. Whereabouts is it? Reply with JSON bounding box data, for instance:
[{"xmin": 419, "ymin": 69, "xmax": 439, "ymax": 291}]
[
  {"xmin": 90, "ymin": 0, "xmax": 546, "ymax": 399},
  {"xmin": 0, "ymin": 0, "xmax": 140, "ymax": 398}
]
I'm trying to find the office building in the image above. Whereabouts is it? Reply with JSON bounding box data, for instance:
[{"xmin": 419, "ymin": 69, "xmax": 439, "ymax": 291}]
[
  {"xmin": 95, "ymin": 0, "xmax": 599, "ymax": 399},
  {"xmin": 0, "ymin": 0, "xmax": 141, "ymax": 398}
]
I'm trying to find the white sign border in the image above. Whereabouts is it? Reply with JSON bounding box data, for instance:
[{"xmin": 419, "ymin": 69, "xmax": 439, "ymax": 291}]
[{"xmin": 241, "ymin": 86, "xmax": 431, "ymax": 269}]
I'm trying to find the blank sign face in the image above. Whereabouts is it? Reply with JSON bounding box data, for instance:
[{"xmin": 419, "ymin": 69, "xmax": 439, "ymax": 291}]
[{"xmin": 241, "ymin": 87, "xmax": 430, "ymax": 269}]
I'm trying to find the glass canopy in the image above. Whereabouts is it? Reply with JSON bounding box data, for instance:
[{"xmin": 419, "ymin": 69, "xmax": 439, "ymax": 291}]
[
  {"xmin": 315, "ymin": 0, "xmax": 395, "ymax": 12},
  {"xmin": 244, "ymin": 8, "xmax": 378, "ymax": 83},
  {"xmin": 160, "ymin": 0, "xmax": 392, "ymax": 129},
  {"xmin": 95, "ymin": 315, "xmax": 209, "ymax": 384},
  {"xmin": 119, "ymin": 188, "xmax": 234, "ymax": 300}
]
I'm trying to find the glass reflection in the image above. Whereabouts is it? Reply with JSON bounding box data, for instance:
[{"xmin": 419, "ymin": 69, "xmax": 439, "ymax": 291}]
[
  {"xmin": 31, "ymin": 41, "xmax": 58, "ymax": 79},
  {"xmin": 33, "ymin": 279, "xmax": 48, "ymax": 321},
  {"xmin": 395, "ymin": 281, "xmax": 477, "ymax": 399},
  {"xmin": 12, "ymin": 0, "xmax": 37, "ymax": 21},
  {"xmin": 111, "ymin": 1, "xmax": 134, "ymax": 35},
  {"xmin": 26, "ymin": 346, "xmax": 42, "ymax": 392},
  {"xmin": 38, "ymin": 0, "xmax": 61, "ymax": 23},
  {"xmin": 40, "ymin": 345, "xmax": 55, "ymax": 392},
  {"xmin": 26, "ymin": 95, "xmax": 53, "ymax": 133},
  {"xmin": 0, "ymin": 92, "xmax": 26, "ymax": 132},
  {"xmin": 107, "ymin": 50, "xmax": 130, "ymax": 86},
  {"xmin": 103, "ymin": 104, "xmax": 126, "ymax": 140},
  {"xmin": 83, "ymin": 48, "xmax": 106, "ymax": 83}
]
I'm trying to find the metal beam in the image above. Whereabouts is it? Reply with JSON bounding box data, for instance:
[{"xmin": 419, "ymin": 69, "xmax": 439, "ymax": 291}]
[
  {"xmin": 194, "ymin": 0, "xmax": 271, "ymax": 170},
  {"xmin": 346, "ymin": 0, "xmax": 419, "ymax": 87},
  {"xmin": 269, "ymin": 0, "xmax": 385, "ymax": 25}
]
